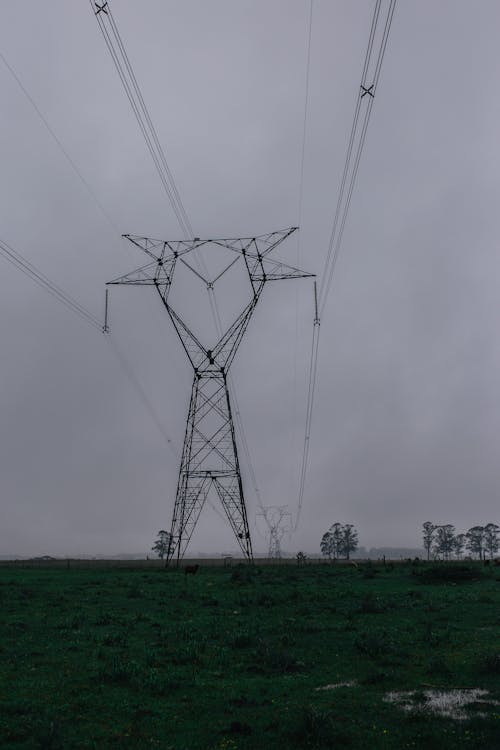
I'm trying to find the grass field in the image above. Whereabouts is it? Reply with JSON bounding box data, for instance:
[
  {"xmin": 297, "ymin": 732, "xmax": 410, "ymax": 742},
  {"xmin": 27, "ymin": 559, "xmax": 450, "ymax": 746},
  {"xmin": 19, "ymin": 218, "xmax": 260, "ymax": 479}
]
[{"xmin": 1, "ymin": 561, "xmax": 499, "ymax": 749}]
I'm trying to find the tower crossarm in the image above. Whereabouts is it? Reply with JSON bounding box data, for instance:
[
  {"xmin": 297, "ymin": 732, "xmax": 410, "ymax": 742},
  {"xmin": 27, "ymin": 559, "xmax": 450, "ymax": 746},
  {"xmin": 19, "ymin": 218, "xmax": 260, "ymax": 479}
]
[
  {"xmin": 212, "ymin": 228, "xmax": 298, "ymax": 258},
  {"xmin": 107, "ymin": 257, "xmax": 176, "ymax": 303},
  {"xmin": 253, "ymin": 227, "xmax": 298, "ymax": 257},
  {"xmin": 123, "ymin": 234, "xmax": 207, "ymax": 261},
  {"xmin": 247, "ymin": 255, "xmax": 315, "ymax": 283}
]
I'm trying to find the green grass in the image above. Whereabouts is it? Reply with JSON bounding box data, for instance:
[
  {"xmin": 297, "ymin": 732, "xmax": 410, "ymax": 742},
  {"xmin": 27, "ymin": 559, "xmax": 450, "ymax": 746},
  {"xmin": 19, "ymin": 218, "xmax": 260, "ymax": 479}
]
[{"xmin": 1, "ymin": 562, "xmax": 499, "ymax": 749}]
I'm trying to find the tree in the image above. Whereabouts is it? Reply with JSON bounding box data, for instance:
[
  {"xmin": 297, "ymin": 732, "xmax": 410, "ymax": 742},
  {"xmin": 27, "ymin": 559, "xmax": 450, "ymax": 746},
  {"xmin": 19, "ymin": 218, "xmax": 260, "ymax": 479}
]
[
  {"xmin": 433, "ymin": 524, "xmax": 455, "ymax": 560},
  {"xmin": 329, "ymin": 522, "xmax": 345, "ymax": 559},
  {"xmin": 320, "ymin": 523, "xmax": 359, "ymax": 560},
  {"xmin": 466, "ymin": 526, "xmax": 485, "ymax": 560},
  {"xmin": 422, "ymin": 522, "xmax": 436, "ymax": 561},
  {"xmin": 341, "ymin": 524, "xmax": 359, "ymax": 560},
  {"xmin": 452, "ymin": 533, "xmax": 466, "ymax": 559},
  {"xmin": 151, "ymin": 529, "xmax": 173, "ymax": 560},
  {"xmin": 483, "ymin": 523, "xmax": 500, "ymax": 559},
  {"xmin": 296, "ymin": 551, "xmax": 307, "ymax": 565},
  {"xmin": 320, "ymin": 532, "xmax": 334, "ymax": 559}
]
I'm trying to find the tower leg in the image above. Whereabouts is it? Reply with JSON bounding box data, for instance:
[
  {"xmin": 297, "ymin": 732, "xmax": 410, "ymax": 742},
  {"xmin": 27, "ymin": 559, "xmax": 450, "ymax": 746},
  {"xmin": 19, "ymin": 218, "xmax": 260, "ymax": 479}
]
[{"xmin": 167, "ymin": 372, "xmax": 253, "ymax": 564}]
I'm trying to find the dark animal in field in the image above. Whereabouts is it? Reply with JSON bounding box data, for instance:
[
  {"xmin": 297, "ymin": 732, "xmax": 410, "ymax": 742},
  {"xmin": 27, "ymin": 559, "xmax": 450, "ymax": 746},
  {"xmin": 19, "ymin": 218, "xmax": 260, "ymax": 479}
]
[
  {"xmin": 494, "ymin": 558, "xmax": 500, "ymax": 567},
  {"xmin": 184, "ymin": 564, "xmax": 199, "ymax": 576}
]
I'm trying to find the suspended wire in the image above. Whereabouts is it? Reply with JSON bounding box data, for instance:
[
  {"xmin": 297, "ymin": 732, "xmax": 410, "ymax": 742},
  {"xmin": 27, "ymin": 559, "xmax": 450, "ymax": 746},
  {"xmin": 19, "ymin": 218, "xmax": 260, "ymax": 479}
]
[
  {"xmin": 89, "ymin": 0, "xmax": 194, "ymax": 239},
  {"xmin": 294, "ymin": 297, "xmax": 320, "ymax": 532},
  {"xmin": 0, "ymin": 52, "xmax": 121, "ymax": 236},
  {"xmin": 0, "ymin": 237, "xmax": 102, "ymax": 331},
  {"xmin": 318, "ymin": 0, "xmax": 396, "ymax": 316},
  {"xmin": 296, "ymin": 0, "xmax": 314, "ymax": 246},
  {"xmin": 0, "ymin": 47, "xmax": 190, "ymax": 473},
  {"xmin": 317, "ymin": 0, "xmax": 380, "ymax": 307},
  {"xmin": 0, "ymin": 232, "xmax": 180, "ymax": 483},
  {"xmin": 3, "ymin": 4, "xmax": 261, "ymax": 535},
  {"xmin": 91, "ymin": 0, "xmax": 253, "ymax": 487},
  {"xmin": 89, "ymin": 1, "xmax": 273, "ymax": 523},
  {"xmin": 293, "ymin": 0, "xmax": 397, "ymax": 532},
  {"xmin": 105, "ymin": 335, "xmax": 177, "ymax": 458},
  {"xmin": 290, "ymin": 0, "xmax": 314, "ymax": 513}
]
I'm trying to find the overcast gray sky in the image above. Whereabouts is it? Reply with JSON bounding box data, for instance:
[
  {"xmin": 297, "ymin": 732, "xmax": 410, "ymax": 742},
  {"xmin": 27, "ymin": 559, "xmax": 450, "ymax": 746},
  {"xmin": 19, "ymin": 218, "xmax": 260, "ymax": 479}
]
[{"xmin": 1, "ymin": 1, "xmax": 500, "ymax": 557}]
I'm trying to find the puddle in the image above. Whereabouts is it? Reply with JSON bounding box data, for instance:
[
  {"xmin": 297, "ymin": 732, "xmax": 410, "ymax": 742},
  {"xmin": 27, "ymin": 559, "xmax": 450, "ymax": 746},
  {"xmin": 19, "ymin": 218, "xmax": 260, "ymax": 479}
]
[
  {"xmin": 384, "ymin": 688, "xmax": 499, "ymax": 720},
  {"xmin": 315, "ymin": 680, "xmax": 356, "ymax": 691}
]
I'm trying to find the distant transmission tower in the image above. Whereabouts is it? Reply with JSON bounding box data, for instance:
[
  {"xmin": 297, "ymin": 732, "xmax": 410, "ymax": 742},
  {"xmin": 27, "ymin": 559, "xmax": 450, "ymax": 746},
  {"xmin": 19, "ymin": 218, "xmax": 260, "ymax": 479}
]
[
  {"xmin": 258, "ymin": 505, "xmax": 292, "ymax": 559},
  {"xmin": 108, "ymin": 228, "xmax": 313, "ymax": 564}
]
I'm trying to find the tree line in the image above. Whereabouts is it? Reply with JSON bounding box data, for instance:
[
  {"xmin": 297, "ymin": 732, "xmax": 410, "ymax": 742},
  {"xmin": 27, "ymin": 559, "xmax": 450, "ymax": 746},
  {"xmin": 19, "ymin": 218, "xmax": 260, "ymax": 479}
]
[{"xmin": 422, "ymin": 521, "xmax": 499, "ymax": 561}]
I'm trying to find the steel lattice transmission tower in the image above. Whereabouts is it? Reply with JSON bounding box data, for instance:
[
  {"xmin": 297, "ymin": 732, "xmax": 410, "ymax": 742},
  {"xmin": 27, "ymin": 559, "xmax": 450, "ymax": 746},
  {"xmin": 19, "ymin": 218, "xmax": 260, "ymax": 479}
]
[
  {"xmin": 108, "ymin": 228, "xmax": 313, "ymax": 564},
  {"xmin": 257, "ymin": 505, "xmax": 292, "ymax": 559}
]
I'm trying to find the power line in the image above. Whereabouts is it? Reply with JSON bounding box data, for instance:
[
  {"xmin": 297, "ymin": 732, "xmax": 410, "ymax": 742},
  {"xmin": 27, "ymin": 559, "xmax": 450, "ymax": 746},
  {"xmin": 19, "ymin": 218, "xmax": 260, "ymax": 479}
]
[
  {"xmin": 318, "ymin": 0, "xmax": 397, "ymax": 316},
  {"xmin": 0, "ymin": 51, "xmax": 122, "ymax": 236},
  {"xmin": 294, "ymin": 285, "xmax": 320, "ymax": 532},
  {"xmin": 296, "ymin": 0, "xmax": 315, "ymax": 244},
  {"xmin": 290, "ymin": 0, "xmax": 314, "ymax": 512},
  {"xmin": 0, "ymin": 49, "xmax": 188, "ymax": 472},
  {"xmin": 90, "ymin": 0, "xmax": 194, "ymax": 239},
  {"xmin": 0, "ymin": 237, "xmax": 102, "ymax": 331},
  {"xmin": 293, "ymin": 0, "xmax": 397, "ymax": 532},
  {"xmin": 90, "ymin": 1, "xmax": 267, "ymax": 519},
  {"xmin": 317, "ymin": 0, "xmax": 381, "ymax": 307}
]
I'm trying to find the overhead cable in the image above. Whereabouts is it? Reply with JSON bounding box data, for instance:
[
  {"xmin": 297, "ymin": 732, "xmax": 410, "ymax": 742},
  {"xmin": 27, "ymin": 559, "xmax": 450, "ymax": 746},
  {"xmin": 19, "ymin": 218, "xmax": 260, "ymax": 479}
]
[
  {"xmin": 318, "ymin": 0, "xmax": 396, "ymax": 316},
  {"xmin": 291, "ymin": 0, "xmax": 314, "ymax": 520},
  {"xmin": 0, "ymin": 237, "xmax": 102, "ymax": 331},
  {"xmin": 294, "ymin": 0, "xmax": 397, "ymax": 532},
  {"xmin": 0, "ymin": 49, "xmax": 188, "ymax": 467},
  {"xmin": 294, "ymin": 284, "xmax": 320, "ymax": 532},
  {"xmin": 296, "ymin": 0, "xmax": 314, "ymax": 245},
  {"xmin": 0, "ymin": 51, "xmax": 121, "ymax": 236},
  {"xmin": 89, "ymin": 0, "xmax": 194, "ymax": 239}
]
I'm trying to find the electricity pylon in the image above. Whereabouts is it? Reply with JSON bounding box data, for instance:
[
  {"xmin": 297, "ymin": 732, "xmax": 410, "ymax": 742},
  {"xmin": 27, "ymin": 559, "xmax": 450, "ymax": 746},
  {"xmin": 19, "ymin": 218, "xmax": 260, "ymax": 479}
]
[
  {"xmin": 107, "ymin": 228, "xmax": 313, "ymax": 564},
  {"xmin": 257, "ymin": 505, "xmax": 292, "ymax": 559}
]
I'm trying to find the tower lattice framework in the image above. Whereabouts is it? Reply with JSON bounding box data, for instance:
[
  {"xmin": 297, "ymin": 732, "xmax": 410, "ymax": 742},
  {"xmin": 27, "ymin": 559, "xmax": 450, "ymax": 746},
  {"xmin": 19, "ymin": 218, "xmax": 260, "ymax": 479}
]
[{"xmin": 108, "ymin": 228, "xmax": 313, "ymax": 563}]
